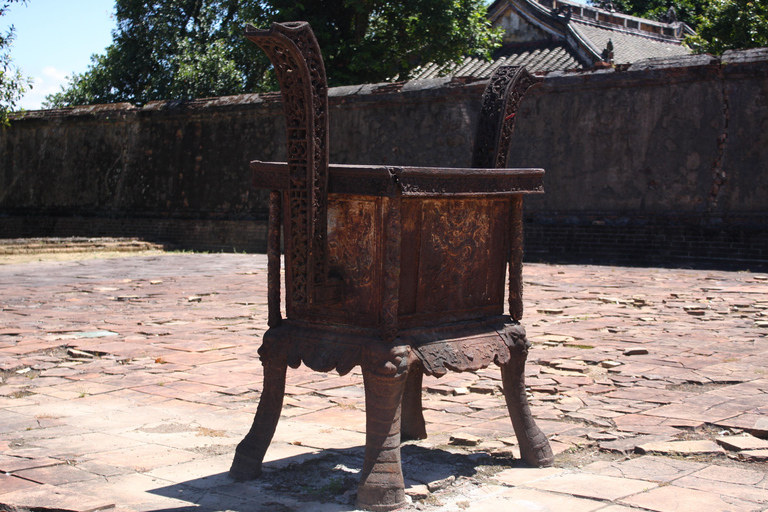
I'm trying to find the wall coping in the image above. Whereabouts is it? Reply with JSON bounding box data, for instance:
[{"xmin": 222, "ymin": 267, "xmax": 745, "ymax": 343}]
[{"xmin": 7, "ymin": 47, "xmax": 766, "ymax": 124}]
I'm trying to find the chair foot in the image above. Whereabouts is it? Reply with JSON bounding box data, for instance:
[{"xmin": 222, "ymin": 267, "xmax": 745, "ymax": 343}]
[
  {"xmin": 229, "ymin": 354, "xmax": 288, "ymax": 480},
  {"xmin": 401, "ymin": 365, "xmax": 427, "ymax": 441},
  {"xmin": 229, "ymin": 451, "xmax": 264, "ymax": 481},
  {"xmin": 500, "ymin": 328, "xmax": 554, "ymax": 467},
  {"xmin": 357, "ymin": 343, "xmax": 410, "ymax": 511}
]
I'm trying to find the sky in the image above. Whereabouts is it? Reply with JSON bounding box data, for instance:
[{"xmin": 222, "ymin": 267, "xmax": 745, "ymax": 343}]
[{"xmin": 3, "ymin": 0, "xmax": 116, "ymax": 110}]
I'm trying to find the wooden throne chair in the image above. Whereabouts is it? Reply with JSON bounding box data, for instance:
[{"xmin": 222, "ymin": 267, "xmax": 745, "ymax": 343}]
[{"xmin": 229, "ymin": 21, "xmax": 553, "ymax": 511}]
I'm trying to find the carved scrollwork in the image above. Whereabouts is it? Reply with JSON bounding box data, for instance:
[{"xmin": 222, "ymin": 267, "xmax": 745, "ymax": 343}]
[
  {"xmin": 472, "ymin": 66, "xmax": 542, "ymax": 321},
  {"xmin": 362, "ymin": 341, "xmax": 411, "ymax": 378},
  {"xmin": 472, "ymin": 66, "xmax": 542, "ymax": 169},
  {"xmin": 246, "ymin": 22, "xmax": 330, "ymax": 307},
  {"xmin": 381, "ymin": 196, "xmax": 402, "ymax": 341}
]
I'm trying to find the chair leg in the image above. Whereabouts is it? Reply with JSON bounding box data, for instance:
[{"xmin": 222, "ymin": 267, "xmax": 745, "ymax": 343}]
[
  {"xmin": 229, "ymin": 355, "xmax": 287, "ymax": 480},
  {"xmin": 357, "ymin": 343, "xmax": 410, "ymax": 511},
  {"xmin": 500, "ymin": 332, "xmax": 554, "ymax": 467},
  {"xmin": 401, "ymin": 365, "xmax": 427, "ymax": 441}
]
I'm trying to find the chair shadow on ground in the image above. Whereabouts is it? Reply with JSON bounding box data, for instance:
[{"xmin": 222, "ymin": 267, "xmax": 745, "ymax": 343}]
[{"xmin": 146, "ymin": 443, "xmax": 526, "ymax": 511}]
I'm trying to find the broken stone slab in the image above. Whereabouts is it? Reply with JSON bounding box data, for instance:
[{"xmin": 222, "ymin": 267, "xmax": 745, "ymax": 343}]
[
  {"xmin": 737, "ymin": 449, "xmax": 768, "ymax": 461},
  {"xmin": 564, "ymin": 412, "xmax": 613, "ymax": 429},
  {"xmin": 599, "ymin": 435, "xmax": 674, "ymax": 454},
  {"xmin": 598, "ymin": 296, "xmax": 632, "ymax": 305},
  {"xmin": 114, "ymin": 295, "xmax": 141, "ymax": 301},
  {"xmin": 636, "ymin": 439, "xmax": 725, "ymax": 456},
  {"xmin": 405, "ymin": 484, "xmax": 430, "ymax": 500},
  {"xmin": 0, "ymin": 483, "xmax": 114, "ymax": 512},
  {"xmin": 539, "ymin": 334, "xmax": 576, "ymax": 343},
  {"xmin": 449, "ymin": 433, "xmax": 482, "ymax": 446},
  {"xmin": 536, "ymin": 308, "xmax": 564, "ymax": 315},
  {"xmin": 587, "ymin": 432, "xmax": 620, "ymax": 441},
  {"xmin": 0, "ymin": 455, "xmax": 63, "ymax": 473},
  {"xmin": 66, "ymin": 348, "xmax": 95, "ymax": 358},
  {"xmin": 715, "ymin": 413, "xmax": 768, "ymax": 437},
  {"xmin": 623, "ymin": 348, "xmax": 649, "ymax": 356},
  {"xmin": 554, "ymin": 362, "xmax": 589, "ymax": 373},
  {"xmin": 468, "ymin": 383, "xmax": 498, "ymax": 394},
  {"xmin": 555, "ymin": 396, "xmax": 583, "ymax": 412},
  {"xmin": 425, "ymin": 384, "xmax": 455, "ymax": 396},
  {"xmin": 427, "ymin": 475, "xmax": 455, "ymax": 492},
  {"xmin": 529, "ymin": 384, "xmax": 558, "ymax": 394},
  {"xmin": 554, "ymin": 435, "xmax": 596, "ymax": 448},
  {"xmin": 716, "ymin": 435, "xmax": 768, "ymax": 452}
]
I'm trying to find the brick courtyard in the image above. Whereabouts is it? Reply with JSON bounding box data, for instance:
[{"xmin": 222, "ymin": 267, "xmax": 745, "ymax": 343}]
[{"xmin": 1, "ymin": 252, "xmax": 767, "ymax": 511}]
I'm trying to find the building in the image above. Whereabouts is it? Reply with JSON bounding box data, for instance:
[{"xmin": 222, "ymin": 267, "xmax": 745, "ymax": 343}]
[{"xmin": 411, "ymin": 0, "xmax": 696, "ymax": 78}]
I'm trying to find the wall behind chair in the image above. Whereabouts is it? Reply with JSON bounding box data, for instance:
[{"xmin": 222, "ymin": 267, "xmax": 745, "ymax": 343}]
[{"xmin": 2, "ymin": 48, "xmax": 766, "ymax": 267}]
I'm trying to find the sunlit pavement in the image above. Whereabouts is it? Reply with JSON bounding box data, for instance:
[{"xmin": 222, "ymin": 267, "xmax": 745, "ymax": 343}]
[{"xmin": 1, "ymin": 253, "xmax": 767, "ymax": 511}]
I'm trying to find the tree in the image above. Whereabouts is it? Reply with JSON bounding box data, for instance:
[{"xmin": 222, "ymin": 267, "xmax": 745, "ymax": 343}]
[
  {"xmin": 45, "ymin": 0, "xmax": 273, "ymax": 108},
  {"xmin": 598, "ymin": 0, "xmax": 768, "ymax": 54},
  {"xmin": 685, "ymin": 0, "xmax": 768, "ymax": 54},
  {"xmin": 46, "ymin": 0, "xmax": 500, "ymax": 107},
  {"xmin": 270, "ymin": 0, "xmax": 501, "ymax": 86},
  {"xmin": 1, "ymin": 0, "xmax": 31, "ymax": 126}
]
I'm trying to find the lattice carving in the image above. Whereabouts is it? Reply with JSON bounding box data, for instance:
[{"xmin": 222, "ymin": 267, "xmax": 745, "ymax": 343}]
[
  {"xmin": 472, "ymin": 66, "xmax": 542, "ymax": 321},
  {"xmin": 472, "ymin": 66, "xmax": 541, "ymax": 169},
  {"xmin": 246, "ymin": 22, "xmax": 330, "ymax": 306}
]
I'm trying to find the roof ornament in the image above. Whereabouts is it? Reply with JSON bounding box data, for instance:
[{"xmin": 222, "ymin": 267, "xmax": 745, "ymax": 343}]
[
  {"xmin": 551, "ymin": 4, "xmax": 572, "ymax": 21},
  {"xmin": 659, "ymin": 6, "xmax": 678, "ymax": 23},
  {"xmin": 597, "ymin": 0, "xmax": 618, "ymax": 12},
  {"xmin": 601, "ymin": 39, "xmax": 615, "ymax": 64}
]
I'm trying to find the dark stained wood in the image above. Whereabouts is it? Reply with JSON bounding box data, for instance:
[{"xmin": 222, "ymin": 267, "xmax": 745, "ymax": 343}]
[{"xmin": 232, "ymin": 21, "xmax": 553, "ymax": 512}]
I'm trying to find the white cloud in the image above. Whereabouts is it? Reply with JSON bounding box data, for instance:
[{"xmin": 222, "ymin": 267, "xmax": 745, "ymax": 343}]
[{"xmin": 15, "ymin": 66, "xmax": 73, "ymax": 111}]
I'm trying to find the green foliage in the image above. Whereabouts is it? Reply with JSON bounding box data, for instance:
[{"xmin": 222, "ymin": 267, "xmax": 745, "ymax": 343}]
[
  {"xmin": 598, "ymin": 0, "xmax": 767, "ymax": 55},
  {"xmin": 685, "ymin": 0, "xmax": 768, "ymax": 54},
  {"xmin": 1, "ymin": 0, "xmax": 31, "ymax": 126},
  {"xmin": 46, "ymin": 0, "xmax": 500, "ymax": 107},
  {"xmin": 270, "ymin": 0, "xmax": 502, "ymax": 86},
  {"xmin": 45, "ymin": 0, "xmax": 273, "ymax": 108},
  {"xmin": 597, "ymin": 0, "xmax": 707, "ymax": 28}
]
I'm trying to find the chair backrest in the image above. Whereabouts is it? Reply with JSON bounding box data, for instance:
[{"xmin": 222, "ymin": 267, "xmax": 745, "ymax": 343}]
[
  {"xmin": 247, "ymin": 22, "xmax": 543, "ymax": 325},
  {"xmin": 472, "ymin": 66, "xmax": 542, "ymax": 169},
  {"xmin": 245, "ymin": 22, "xmax": 331, "ymax": 308}
]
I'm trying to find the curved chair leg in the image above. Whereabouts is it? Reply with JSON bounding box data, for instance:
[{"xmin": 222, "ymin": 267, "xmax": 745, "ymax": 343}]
[
  {"xmin": 500, "ymin": 333, "xmax": 554, "ymax": 467},
  {"xmin": 229, "ymin": 355, "xmax": 287, "ymax": 480},
  {"xmin": 401, "ymin": 365, "xmax": 427, "ymax": 441},
  {"xmin": 357, "ymin": 344, "xmax": 410, "ymax": 511}
]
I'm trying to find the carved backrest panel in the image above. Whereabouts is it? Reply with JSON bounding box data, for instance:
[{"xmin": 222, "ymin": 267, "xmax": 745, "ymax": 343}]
[
  {"xmin": 472, "ymin": 66, "xmax": 542, "ymax": 169},
  {"xmin": 472, "ymin": 66, "xmax": 543, "ymax": 321},
  {"xmin": 245, "ymin": 22, "xmax": 330, "ymax": 307}
]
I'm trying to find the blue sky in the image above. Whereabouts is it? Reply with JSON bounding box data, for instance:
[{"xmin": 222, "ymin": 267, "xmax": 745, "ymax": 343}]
[{"xmin": 4, "ymin": 0, "xmax": 116, "ymax": 110}]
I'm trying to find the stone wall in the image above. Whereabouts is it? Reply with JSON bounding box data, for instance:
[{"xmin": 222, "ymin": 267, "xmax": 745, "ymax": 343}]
[{"xmin": 2, "ymin": 48, "xmax": 766, "ymax": 267}]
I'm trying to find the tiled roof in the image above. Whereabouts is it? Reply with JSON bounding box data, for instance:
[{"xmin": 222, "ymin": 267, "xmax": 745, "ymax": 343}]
[
  {"xmin": 410, "ymin": 0, "xmax": 693, "ymax": 80},
  {"xmin": 572, "ymin": 20, "xmax": 692, "ymax": 64},
  {"xmin": 410, "ymin": 43, "xmax": 583, "ymax": 79}
]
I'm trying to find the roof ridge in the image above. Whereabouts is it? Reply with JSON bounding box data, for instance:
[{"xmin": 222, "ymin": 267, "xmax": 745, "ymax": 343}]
[{"xmin": 570, "ymin": 15, "xmax": 687, "ymax": 45}]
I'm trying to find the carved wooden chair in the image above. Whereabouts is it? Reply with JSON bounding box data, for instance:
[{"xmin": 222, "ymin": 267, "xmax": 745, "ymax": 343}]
[{"xmin": 229, "ymin": 21, "xmax": 553, "ymax": 511}]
